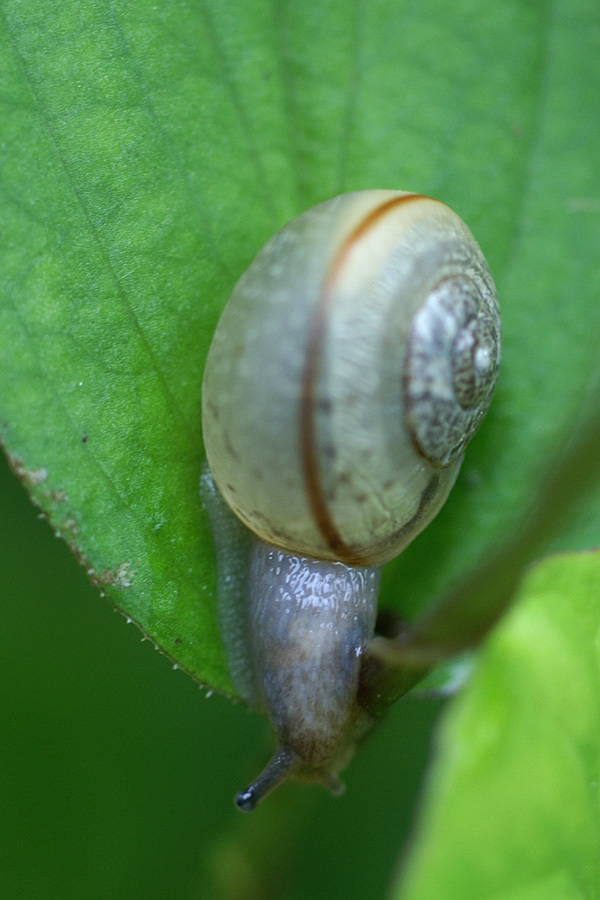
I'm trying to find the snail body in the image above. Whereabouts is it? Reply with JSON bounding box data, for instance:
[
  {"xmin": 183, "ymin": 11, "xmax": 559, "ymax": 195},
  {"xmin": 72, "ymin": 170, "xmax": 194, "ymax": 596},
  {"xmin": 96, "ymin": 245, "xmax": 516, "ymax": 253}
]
[{"xmin": 201, "ymin": 190, "xmax": 501, "ymax": 810}]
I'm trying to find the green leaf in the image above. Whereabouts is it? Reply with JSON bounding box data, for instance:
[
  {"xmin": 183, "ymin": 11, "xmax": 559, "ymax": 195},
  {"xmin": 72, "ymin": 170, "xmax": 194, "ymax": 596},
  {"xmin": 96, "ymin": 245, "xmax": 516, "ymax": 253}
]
[
  {"xmin": 395, "ymin": 551, "xmax": 600, "ymax": 900},
  {"xmin": 1, "ymin": 0, "xmax": 599, "ymax": 696}
]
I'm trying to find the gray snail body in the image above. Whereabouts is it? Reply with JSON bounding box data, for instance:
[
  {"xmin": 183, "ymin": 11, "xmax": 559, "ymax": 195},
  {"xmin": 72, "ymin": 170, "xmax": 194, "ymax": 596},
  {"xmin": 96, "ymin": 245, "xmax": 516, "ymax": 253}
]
[{"xmin": 201, "ymin": 190, "xmax": 501, "ymax": 810}]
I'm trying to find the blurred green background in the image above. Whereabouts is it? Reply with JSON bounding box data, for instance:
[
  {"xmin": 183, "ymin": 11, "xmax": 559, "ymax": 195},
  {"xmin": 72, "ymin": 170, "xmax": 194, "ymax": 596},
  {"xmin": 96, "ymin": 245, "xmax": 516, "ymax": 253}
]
[
  {"xmin": 0, "ymin": 451, "xmax": 443, "ymax": 899},
  {"xmin": 3, "ymin": 1, "xmax": 598, "ymax": 896}
]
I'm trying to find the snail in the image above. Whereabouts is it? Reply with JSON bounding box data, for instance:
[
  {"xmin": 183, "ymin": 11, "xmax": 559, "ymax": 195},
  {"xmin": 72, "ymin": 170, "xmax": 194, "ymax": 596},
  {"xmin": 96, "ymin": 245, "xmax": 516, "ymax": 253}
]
[{"xmin": 201, "ymin": 190, "xmax": 501, "ymax": 811}]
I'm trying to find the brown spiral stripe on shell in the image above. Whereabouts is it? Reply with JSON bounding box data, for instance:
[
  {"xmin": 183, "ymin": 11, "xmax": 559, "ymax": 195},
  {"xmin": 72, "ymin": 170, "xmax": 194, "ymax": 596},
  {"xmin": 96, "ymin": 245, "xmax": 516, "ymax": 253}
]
[{"xmin": 299, "ymin": 193, "xmax": 428, "ymax": 564}]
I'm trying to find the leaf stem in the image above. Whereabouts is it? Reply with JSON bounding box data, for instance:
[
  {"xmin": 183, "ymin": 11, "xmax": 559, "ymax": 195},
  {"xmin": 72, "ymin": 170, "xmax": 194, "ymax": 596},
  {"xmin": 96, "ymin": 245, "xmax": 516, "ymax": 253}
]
[{"xmin": 360, "ymin": 378, "xmax": 600, "ymax": 716}]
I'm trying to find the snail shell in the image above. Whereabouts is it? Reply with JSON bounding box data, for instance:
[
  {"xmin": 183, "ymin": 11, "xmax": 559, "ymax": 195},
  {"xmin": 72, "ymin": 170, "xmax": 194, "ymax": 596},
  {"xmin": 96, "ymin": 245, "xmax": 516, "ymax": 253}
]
[
  {"xmin": 201, "ymin": 190, "xmax": 501, "ymax": 809},
  {"xmin": 203, "ymin": 190, "xmax": 500, "ymax": 567}
]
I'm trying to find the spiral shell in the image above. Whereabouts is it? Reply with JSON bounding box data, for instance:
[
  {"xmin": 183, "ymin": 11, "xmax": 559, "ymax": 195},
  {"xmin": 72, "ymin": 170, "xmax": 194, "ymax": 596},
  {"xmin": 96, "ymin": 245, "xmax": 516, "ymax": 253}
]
[{"xmin": 202, "ymin": 190, "xmax": 500, "ymax": 566}]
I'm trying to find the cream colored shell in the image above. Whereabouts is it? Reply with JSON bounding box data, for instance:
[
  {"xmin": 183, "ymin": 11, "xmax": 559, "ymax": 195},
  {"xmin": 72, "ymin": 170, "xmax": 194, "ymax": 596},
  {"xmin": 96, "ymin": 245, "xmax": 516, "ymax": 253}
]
[{"xmin": 202, "ymin": 190, "xmax": 500, "ymax": 566}]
